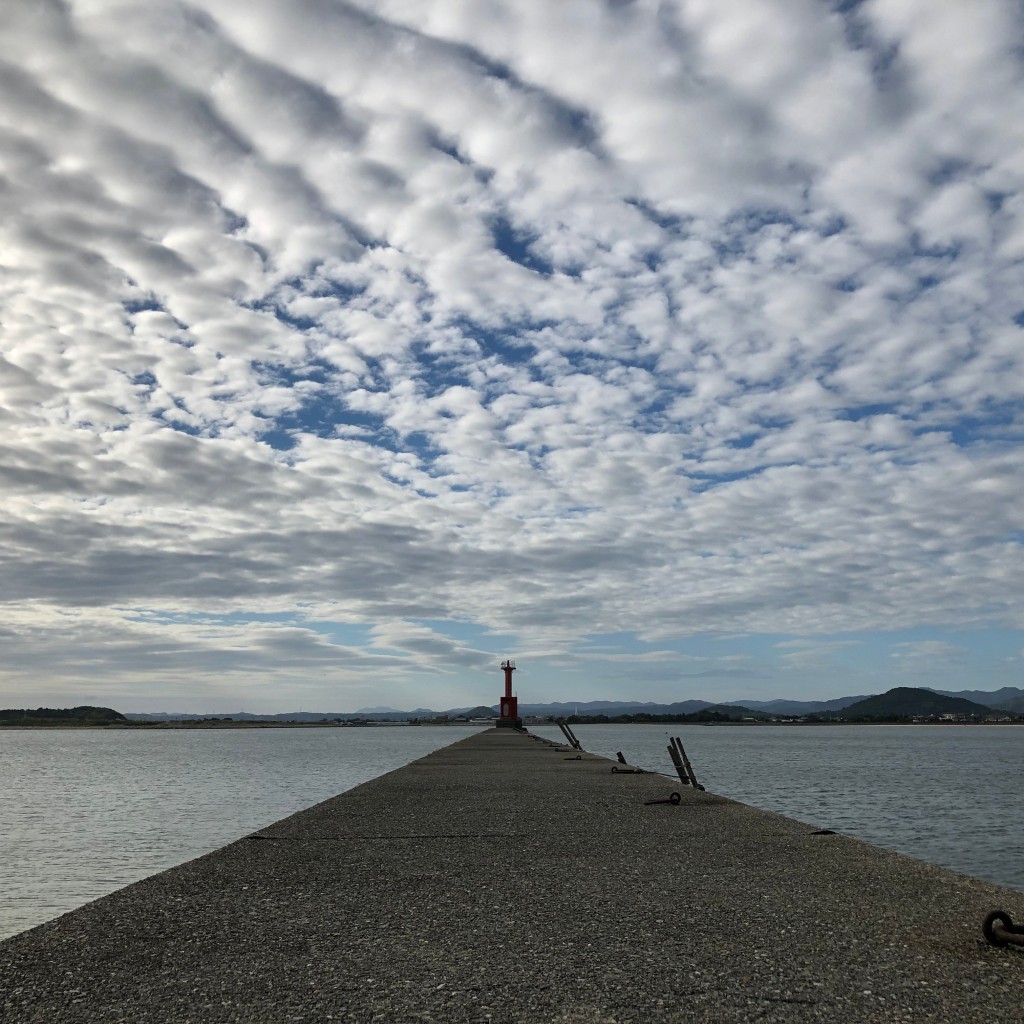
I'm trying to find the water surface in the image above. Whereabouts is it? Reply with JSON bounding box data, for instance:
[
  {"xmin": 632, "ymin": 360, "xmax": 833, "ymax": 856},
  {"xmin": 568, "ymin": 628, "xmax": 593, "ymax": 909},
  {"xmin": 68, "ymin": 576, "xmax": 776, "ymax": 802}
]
[{"xmin": 0, "ymin": 725, "xmax": 481, "ymax": 940}]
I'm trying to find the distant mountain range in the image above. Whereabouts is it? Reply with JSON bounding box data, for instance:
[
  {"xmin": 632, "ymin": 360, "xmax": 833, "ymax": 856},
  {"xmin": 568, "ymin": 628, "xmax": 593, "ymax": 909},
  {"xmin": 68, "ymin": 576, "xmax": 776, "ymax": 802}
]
[
  {"xmin": 120, "ymin": 686, "xmax": 1024, "ymax": 722},
  {"xmin": 934, "ymin": 687, "xmax": 1024, "ymax": 713}
]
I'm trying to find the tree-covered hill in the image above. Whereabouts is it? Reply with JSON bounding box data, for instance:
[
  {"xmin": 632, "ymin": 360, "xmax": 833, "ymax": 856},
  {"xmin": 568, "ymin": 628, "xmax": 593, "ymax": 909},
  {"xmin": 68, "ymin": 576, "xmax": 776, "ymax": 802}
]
[
  {"xmin": 0, "ymin": 706, "xmax": 127, "ymax": 726},
  {"xmin": 839, "ymin": 688, "xmax": 993, "ymax": 720}
]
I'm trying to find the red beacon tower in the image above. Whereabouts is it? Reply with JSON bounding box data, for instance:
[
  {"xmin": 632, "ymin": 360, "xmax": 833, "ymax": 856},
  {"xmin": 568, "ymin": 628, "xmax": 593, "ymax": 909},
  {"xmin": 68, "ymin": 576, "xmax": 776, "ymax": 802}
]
[{"xmin": 498, "ymin": 659, "xmax": 519, "ymax": 727}]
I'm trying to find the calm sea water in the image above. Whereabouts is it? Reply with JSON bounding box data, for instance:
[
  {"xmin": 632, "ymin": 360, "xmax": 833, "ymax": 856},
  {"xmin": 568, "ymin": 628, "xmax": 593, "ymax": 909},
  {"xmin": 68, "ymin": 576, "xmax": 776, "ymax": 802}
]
[
  {"xmin": 534, "ymin": 723, "xmax": 1024, "ymax": 893},
  {"xmin": 0, "ymin": 725, "xmax": 483, "ymax": 941}
]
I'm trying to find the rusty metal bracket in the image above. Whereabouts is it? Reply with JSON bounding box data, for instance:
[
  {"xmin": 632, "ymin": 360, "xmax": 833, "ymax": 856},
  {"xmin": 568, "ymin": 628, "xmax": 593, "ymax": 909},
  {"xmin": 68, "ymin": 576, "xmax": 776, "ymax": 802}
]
[
  {"xmin": 558, "ymin": 719, "xmax": 582, "ymax": 750},
  {"xmin": 611, "ymin": 766, "xmax": 645, "ymax": 774},
  {"xmin": 563, "ymin": 754, "xmax": 582, "ymax": 760},
  {"xmin": 983, "ymin": 910, "xmax": 1024, "ymax": 947}
]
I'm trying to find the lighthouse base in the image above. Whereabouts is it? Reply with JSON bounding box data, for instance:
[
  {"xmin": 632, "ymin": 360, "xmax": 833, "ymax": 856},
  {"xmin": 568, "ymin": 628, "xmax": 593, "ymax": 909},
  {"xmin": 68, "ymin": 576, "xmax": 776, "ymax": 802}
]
[{"xmin": 498, "ymin": 695, "xmax": 520, "ymax": 728}]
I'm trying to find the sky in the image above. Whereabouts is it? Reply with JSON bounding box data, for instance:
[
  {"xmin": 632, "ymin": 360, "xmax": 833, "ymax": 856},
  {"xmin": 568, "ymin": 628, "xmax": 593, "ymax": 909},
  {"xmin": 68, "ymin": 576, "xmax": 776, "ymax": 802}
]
[{"xmin": 1, "ymin": 0, "xmax": 1023, "ymax": 714}]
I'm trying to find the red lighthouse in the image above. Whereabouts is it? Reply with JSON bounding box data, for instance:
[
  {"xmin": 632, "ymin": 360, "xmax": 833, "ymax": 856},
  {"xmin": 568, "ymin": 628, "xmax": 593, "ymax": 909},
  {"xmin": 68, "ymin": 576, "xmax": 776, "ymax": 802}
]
[{"xmin": 498, "ymin": 659, "xmax": 519, "ymax": 726}]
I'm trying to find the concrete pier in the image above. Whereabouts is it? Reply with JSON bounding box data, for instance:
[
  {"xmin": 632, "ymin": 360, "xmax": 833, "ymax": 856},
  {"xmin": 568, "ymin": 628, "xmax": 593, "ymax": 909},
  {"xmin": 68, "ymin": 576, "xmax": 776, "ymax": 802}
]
[{"xmin": 2, "ymin": 728, "xmax": 1024, "ymax": 1022}]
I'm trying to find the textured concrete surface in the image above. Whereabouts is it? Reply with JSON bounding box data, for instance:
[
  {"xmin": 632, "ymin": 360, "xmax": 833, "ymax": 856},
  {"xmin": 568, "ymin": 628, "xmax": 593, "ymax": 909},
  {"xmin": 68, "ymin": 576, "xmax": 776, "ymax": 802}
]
[{"xmin": 2, "ymin": 728, "xmax": 1023, "ymax": 1023}]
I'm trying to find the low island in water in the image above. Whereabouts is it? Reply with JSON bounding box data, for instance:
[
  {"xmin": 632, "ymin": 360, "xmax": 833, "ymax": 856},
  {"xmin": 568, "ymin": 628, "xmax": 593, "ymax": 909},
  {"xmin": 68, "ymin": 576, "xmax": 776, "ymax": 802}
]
[{"xmin": 0, "ymin": 705, "xmax": 128, "ymax": 727}]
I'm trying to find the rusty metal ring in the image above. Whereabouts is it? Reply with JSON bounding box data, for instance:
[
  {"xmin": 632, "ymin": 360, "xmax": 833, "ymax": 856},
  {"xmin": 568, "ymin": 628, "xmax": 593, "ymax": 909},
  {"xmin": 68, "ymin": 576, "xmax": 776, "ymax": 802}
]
[{"xmin": 983, "ymin": 910, "xmax": 1016, "ymax": 946}]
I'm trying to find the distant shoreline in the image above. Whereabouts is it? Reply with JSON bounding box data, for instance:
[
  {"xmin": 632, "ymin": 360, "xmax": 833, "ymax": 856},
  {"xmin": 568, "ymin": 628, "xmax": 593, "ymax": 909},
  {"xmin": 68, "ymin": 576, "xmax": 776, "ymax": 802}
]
[
  {"xmin": 2, "ymin": 719, "xmax": 1020, "ymax": 730},
  {"xmin": 544, "ymin": 719, "xmax": 1024, "ymax": 728}
]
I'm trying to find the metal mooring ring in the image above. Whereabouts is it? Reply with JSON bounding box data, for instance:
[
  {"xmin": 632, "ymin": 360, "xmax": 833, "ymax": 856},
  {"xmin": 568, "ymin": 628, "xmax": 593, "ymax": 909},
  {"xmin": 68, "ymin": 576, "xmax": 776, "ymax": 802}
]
[
  {"xmin": 982, "ymin": 909, "xmax": 1024, "ymax": 947},
  {"xmin": 982, "ymin": 910, "xmax": 1021, "ymax": 947},
  {"xmin": 644, "ymin": 791, "xmax": 683, "ymax": 806}
]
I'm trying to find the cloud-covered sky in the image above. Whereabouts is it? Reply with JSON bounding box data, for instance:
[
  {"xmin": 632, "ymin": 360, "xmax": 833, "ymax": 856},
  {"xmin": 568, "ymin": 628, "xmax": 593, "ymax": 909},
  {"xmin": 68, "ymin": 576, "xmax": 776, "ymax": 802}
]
[{"xmin": 2, "ymin": 0, "xmax": 1022, "ymax": 712}]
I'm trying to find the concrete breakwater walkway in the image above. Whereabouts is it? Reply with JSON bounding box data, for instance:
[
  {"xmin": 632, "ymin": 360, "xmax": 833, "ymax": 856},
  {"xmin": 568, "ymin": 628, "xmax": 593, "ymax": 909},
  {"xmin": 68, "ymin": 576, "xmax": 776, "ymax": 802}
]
[{"xmin": 2, "ymin": 729, "xmax": 1023, "ymax": 1023}]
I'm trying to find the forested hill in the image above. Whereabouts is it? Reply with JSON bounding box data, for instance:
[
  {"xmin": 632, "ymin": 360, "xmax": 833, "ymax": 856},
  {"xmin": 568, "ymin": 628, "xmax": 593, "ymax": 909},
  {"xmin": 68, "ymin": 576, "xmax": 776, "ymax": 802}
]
[
  {"xmin": 0, "ymin": 706, "xmax": 127, "ymax": 726},
  {"xmin": 840, "ymin": 688, "xmax": 993, "ymax": 719}
]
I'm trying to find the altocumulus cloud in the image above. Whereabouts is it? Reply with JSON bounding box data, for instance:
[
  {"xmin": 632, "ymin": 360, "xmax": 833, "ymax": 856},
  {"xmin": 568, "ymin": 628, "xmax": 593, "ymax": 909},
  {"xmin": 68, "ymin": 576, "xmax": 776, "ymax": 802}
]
[{"xmin": 1, "ymin": 0, "xmax": 1022, "ymax": 711}]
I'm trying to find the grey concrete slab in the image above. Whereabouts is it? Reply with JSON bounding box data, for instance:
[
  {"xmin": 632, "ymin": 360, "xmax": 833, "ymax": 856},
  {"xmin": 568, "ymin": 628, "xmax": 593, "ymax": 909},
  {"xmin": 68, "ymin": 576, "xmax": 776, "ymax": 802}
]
[{"xmin": 2, "ymin": 729, "xmax": 1023, "ymax": 1022}]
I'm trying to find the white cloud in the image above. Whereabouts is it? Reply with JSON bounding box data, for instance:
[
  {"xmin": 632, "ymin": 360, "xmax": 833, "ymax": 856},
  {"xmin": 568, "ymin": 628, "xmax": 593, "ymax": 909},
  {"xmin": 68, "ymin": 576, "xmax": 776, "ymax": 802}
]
[
  {"xmin": 890, "ymin": 640, "xmax": 969, "ymax": 661},
  {"xmin": 0, "ymin": 0, "xmax": 1021, "ymax": 710}
]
